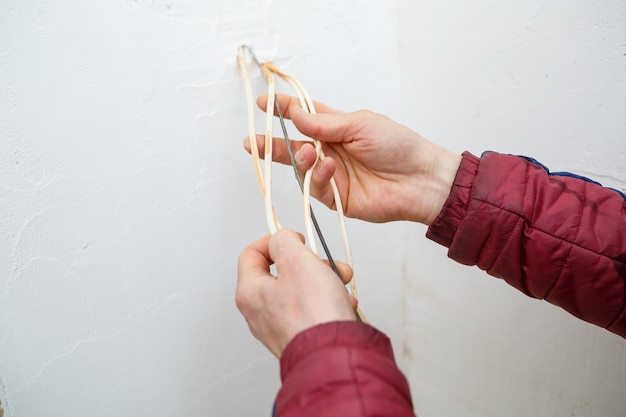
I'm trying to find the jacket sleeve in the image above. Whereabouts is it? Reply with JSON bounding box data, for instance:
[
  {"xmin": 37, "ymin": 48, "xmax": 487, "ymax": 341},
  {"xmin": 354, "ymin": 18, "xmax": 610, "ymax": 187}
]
[
  {"xmin": 427, "ymin": 151, "xmax": 626, "ymax": 338},
  {"xmin": 275, "ymin": 321, "xmax": 415, "ymax": 417}
]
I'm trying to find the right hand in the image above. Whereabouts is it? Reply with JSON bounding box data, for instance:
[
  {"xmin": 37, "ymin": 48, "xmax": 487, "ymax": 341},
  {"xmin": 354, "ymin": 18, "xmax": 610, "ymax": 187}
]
[
  {"xmin": 245, "ymin": 94, "xmax": 462, "ymax": 225},
  {"xmin": 236, "ymin": 229, "xmax": 357, "ymax": 358}
]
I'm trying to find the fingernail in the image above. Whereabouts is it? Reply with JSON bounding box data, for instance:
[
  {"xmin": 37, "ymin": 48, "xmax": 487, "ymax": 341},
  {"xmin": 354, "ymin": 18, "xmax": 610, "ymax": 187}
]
[
  {"xmin": 317, "ymin": 157, "xmax": 327, "ymax": 172},
  {"xmin": 296, "ymin": 149, "xmax": 305, "ymax": 164}
]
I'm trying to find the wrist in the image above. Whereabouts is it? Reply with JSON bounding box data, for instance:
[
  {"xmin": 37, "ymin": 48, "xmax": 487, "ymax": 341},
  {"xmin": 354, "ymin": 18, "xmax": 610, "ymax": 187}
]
[
  {"xmin": 426, "ymin": 151, "xmax": 480, "ymax": 246},
  {"xmin": 422, "ymin": 148, "xmax": 462, "ymax": 226}
]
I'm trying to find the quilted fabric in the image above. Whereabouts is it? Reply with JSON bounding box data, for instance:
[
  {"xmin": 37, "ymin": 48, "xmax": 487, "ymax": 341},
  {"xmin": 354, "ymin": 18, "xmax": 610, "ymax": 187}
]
[
  {"xmin": 427, "ymin": 151, "xmax": 626, "ymax": 337},
  {"xmin": 276, "ymin": 321, "xmax": 415, "ymax": 417},
  {"xmin": 272, "ymin": 151, "xmax": 625, "ymax": 417}
]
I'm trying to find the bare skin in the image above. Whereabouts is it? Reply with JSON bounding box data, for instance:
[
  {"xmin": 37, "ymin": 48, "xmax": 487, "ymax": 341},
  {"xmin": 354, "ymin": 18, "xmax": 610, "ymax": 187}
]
[
  {"xmin": 244, "ymin": 94, "xmax": 462, "ymax": 225},
  {"xmin": 237, "ymin": 96, "xmax": 462, "ymax": 356},
  {"xmin": 236, "ymin": 230, "xmax": 357, "ymax": 358}
]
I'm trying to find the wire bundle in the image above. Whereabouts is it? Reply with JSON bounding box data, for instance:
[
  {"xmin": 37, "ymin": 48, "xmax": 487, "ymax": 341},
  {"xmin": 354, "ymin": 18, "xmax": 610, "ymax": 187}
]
[{"xmin": 236, "ymin": 45, "xmax": 362, "ymax": 307}]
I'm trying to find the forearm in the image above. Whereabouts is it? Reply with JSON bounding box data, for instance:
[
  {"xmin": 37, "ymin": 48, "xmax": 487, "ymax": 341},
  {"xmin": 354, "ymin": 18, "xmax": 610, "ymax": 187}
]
[
  {"xmin": 427, "ymin": 151, "xmax": 626, "ymax": 337},
  {"xmin": 276, "ymin": 321, "xmax": 415, "ymax": 417}
]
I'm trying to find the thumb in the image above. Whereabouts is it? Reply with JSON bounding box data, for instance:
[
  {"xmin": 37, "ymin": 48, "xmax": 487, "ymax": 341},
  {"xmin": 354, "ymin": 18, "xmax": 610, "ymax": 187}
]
[
  {"xmin": 268, "ymin": 229, "xmax": 307, "ymax": 264},
  {"xmin": 290, "ymin": 105, "xmax": 355, "ymax": 144},
  {"xmin": 269, "ymin": 229, "xmax": 327, "ymax": 281}
]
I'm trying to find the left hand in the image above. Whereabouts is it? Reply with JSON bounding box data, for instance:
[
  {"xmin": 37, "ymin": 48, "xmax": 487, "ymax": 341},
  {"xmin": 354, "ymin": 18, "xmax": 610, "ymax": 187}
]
[
  {"xmin": 236, "ymin": 229, "xmax": 357, "ymax": 357},
  {"xmin": 245, "ymin": 94, "xmax": 462, "ymax": 224}
]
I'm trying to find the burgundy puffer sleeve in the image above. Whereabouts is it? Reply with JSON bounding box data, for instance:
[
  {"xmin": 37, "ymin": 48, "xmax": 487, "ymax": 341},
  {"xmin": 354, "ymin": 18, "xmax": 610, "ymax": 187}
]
[
  {"xmin": 275, "ymin": 321, "xmax": 415, "ymax": 417},
  {"xmin": 427, "ymin": 151, "xmax": 626, "ymax": 337}
]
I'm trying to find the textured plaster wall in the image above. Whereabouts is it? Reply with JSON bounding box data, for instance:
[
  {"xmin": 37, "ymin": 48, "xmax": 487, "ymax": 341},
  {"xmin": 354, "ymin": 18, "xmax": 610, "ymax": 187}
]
[
  {"xmin": 0, "ymin": 1, "xmax": 624, "ymax": 417},
  {"xmin": 398, "ymin": 1, "xmax": 626, "ymax": 417},
  {"xmin": 0, "ymin": 1, "xmax": 403, "ymax": 416}
]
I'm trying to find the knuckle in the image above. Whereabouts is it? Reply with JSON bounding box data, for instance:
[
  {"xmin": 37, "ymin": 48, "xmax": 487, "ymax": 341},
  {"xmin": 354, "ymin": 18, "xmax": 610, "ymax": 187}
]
[
  {"xmin": 235, "ymin": 287, "xmax": 252, "ymax": 312},
  {"xmin": 355, "ymin": 109, "xmax": 374, "ymax": 117}
]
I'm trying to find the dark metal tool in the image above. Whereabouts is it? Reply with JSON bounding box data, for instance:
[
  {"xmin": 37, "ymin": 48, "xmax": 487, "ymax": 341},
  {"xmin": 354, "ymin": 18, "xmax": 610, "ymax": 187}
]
[
  {"xmin": 274, "ymin": 97, "xmax": 363, "ymax": 323},
  {"xmin": 274, "ymin": 98, "xmax": 340, "ymax": 275}
]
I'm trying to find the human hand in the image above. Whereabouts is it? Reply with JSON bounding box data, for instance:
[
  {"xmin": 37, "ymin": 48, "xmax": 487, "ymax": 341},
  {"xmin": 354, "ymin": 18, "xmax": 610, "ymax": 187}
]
[
  {"xmin": 236, "ymin": 229, "xmax": 357, "ymax": 358},
  {"xmin": 244, "ymin": 94, "xmax": 462, "ymax": 225}
]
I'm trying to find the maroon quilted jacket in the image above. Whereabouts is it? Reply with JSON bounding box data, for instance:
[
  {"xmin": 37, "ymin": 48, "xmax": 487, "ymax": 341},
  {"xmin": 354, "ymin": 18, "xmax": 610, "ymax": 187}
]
[{"xmin": 274, "ymin": 151, "xmax": 626, "ymax": 417}]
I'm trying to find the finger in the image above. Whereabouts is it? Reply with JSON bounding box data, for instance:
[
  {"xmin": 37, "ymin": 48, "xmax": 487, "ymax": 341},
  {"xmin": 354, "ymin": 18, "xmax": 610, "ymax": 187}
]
[
  {"xmin": 242, "ymin": 134, "xmax": 337, "ymax": 207},
  {"xmin": 236, "ymin": 234, "xmax": 275, "ymax": 314},
  {"xmin": 268, "ymin": 229, "xmax": 325, "ymax": 280},
  {"xmin": 245, "ymin": 137, "xmax": 329, "ymax": 197},
  {"xmin": 257, "ymin": 94, "xmax": 341, "ymax": 119},
  {"xmin": 294, "ymin": 231, "xmax": 306, "ymax": 244},
  {"xmin": 290, "ymin": 106, "xmax": 364, "ymax": 144},
  {"xmin": 294, "ymin": 143, "xmax": 318, "ymax": 171},
  {"xmin": 308, "ymin": 156, "xmax": 338, "ymax": 206},
  {"xmin": 268, "ymin": 229, "xmax": 307, "ymax": 263},
  {"xmin": 237, "ymin": 234, "xmax": 273, "ymax": 286},
  {"xmin": 243, "ymin": 135, "xmax": 315, "ymax": 169},
  {"xmin": 348, "ymin": 294, "xmax": 359, "ymax": 311},
  {"xmin": 321, "ymin": 259, "xmax": 353, "ymax": 285}
]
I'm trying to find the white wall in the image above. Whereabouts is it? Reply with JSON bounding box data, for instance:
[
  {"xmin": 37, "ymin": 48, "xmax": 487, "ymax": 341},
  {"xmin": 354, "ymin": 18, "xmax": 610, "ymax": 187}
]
[
  {"xmin": 0, "ymin": 1, "xmax": 624, "ymax": 417},
  {"xmin": 397, "ymin": 1, "xmax": 626, "ymax": 416},
  {"xmin": 0, "ymin": 1, "xmax": 403, "ymax": 416}
]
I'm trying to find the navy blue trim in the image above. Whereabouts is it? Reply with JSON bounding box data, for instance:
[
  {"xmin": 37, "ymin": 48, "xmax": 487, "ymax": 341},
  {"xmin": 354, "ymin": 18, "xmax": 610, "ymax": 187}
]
[
  {"xmin": 548, "ymin": 171, "xmax": 602, "ymax": 186},
  {"xmin": 481, "ymin": 151, "xmax": 626, "ymax": 200},
  {"xmin": 272, "ymin": 400, "xmax": 276, "ymax": 417},
  {"xmin": 516, "ymin": 155, "xmax": 551, "ymax": 173}
]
